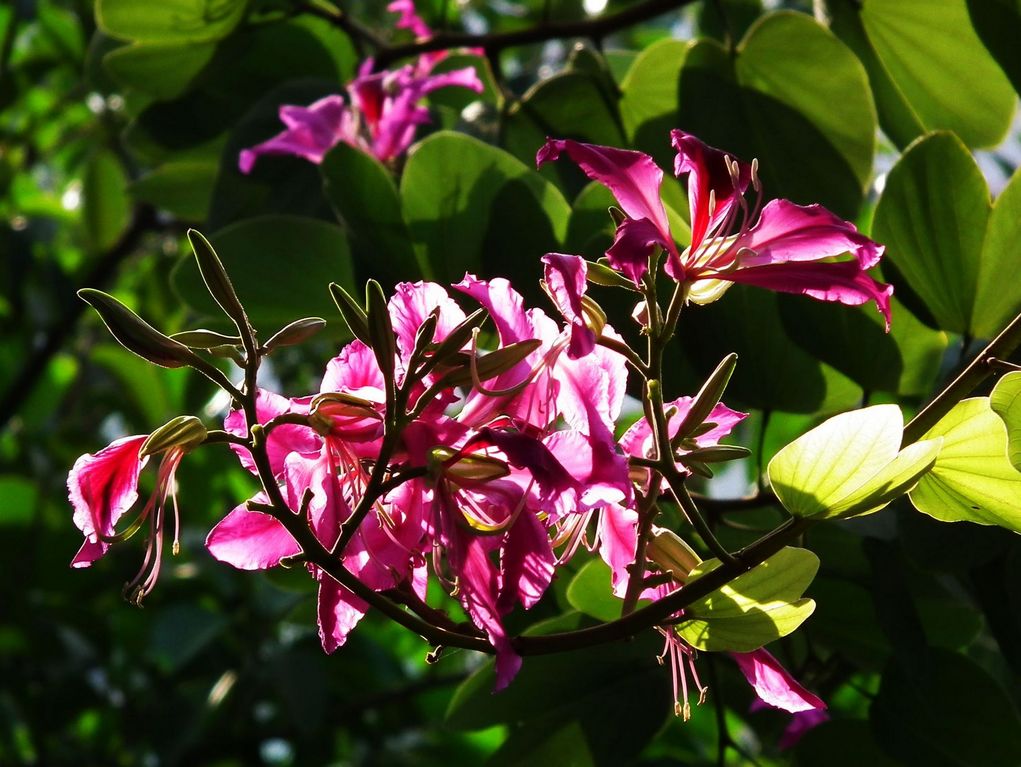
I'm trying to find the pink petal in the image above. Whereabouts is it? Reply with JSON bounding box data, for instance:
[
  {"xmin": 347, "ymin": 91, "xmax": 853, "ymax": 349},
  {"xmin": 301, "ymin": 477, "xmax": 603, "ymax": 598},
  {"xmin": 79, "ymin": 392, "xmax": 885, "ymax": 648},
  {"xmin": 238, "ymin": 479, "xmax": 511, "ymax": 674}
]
[
  {"xmin": 724, "ymin": 259, "xmax": 894, "ymax": 330},
  {"xmin": 731, "ymin": 649, "xmax": 826, "ymax": 713},
  {"xmin": 598, "ymin": 503, "xmax": 639, "ymax": 597},
  {"xmin": 67, "ymin": 434, "xmax": 149, "ymax": 564},
  {"xmin": 225, "ymin": 389, "xmax": 319, "ymax": 476},
  {"xmin": 542, "ymin": 253, "xmax": 594, "ymax": 358},
  {"xmin": 670, "ymin": 130, "xmax": 751, "ymax": 253},
  {"xmin": 239, "ymin": 96, "xmax": 348, "ymax": 173},
  {"xmin": 205, "ymin": 495, "xmax": 301, "ymax": 570},
  {"xmin": 498, "ymin": 511, "xmax": 555, "ymax": 613},
  {"xmin": 544, "ymin": 430, "xmax": 631, "ymax": 512},
  {"xmin": 388, "ymin": 0, "xmax": 432, "ymax": 38},
  {"xmin": 387, "ymin": 281, "xmax": 467, "ymax": 361},
  {"xmin": 446, "ymin": 527, "xmax": 520, "ymax": 690},
  {"xmin": 284, "ymin": 446, "xmax": 353, "ymax": 552},
  {"xmin": 317, "ymin": 573, "xmax": 369, "ymax": 653},
  {"xmin": 321, "ymin": 340, "xmax": 386, "ymax": 396},
  {"xmin": 738, "ymin": 199, "xmax": 885, "ymax": 270},
  {"xmin": 537, "ymin": 138, "xmax": 672, "ymax": 249},
  {"xmin": 606, "ymin": 216, "xmax": 673, "ymax": 284}
]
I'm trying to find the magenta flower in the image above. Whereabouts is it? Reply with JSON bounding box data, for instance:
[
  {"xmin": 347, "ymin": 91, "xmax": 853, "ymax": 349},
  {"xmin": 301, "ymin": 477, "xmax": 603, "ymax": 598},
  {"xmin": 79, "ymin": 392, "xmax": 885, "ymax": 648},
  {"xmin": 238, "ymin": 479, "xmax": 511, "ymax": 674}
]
[
  {"xmin": 68, "ymin": 434, "xmax": 149, "ymax": 567},
  {"xmin": 537, "ymin": 131, "xmax": 893, "ymax": 328},
  {"xmin": 620, "ymin": 396, "xmax": 748, "ymax": 485},
  {"xmin": 68, "ymin": 434, "xmax": 193, "ymax": 603},
  {"xmin": 239, "ymin": 60, "xmax": 483, "ymax": 171}
]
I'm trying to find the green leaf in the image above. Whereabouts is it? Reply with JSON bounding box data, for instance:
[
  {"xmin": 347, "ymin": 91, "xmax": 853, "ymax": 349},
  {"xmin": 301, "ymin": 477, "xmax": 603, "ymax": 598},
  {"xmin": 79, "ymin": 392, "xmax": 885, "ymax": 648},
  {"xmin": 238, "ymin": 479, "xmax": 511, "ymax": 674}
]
[
  {"xmin": 779, "ymin": 294, "xmax": 947, "ymax": 396},
  {"xmin": 910, "ymin": 397, "xmax": 1021, "ymax": 533},
  {"xmin": 991, "ymin": 372, "xmax": 1021, "ymax": 472},
  {"xmin": 81, "ymin": 149, "xmax": 130, "ymax": 252},
  {"xmin": 769, "ymin": 404, "xmax": 941, "ymax": 520},
  {"xmin": 679, "ymin": 11, "xmax": 875, "ymax": 217},
  {"xmin": 872, "ymin": 648, "xmax": 1021, "ymax": 766},
  {"xmin": 130, "ymin": 160, "xmax": 217, "ymax": 221},
  {"xmin": 320, "ymin": 143, "xmax": 423, "ymax": 282},
  {"xmin": 873, "ymin": 133, "xmax": 990, "ymax": 335},
  {"xmin": 102, "ymin": 41, "xmax": 216, "ymax": 100},
  {"xmin": 966, "ymin": 0, "xmax": 1021, "ymax": 96},
  {"xmin": 676, "ymin": 547, "xmax": 819, "ymax": 652},
  {"xmin": 828, "ymin": 0, "xmax": 1015, "ymax": 149},
  {"xmin": 504, "ymin": 71, "xmax": 626, "ymax": 182},
  {"xmin": 678, "ymin": 285, "xmax": 863, "ymax": 413},
  {"xmin": 400, "ymin": 132, "xmax": 570, "ymax": 291},
  {"xmin": 172, "ymin": 215, "xmax": 355, "ymax": 331},
  {"xmin": 97, "ymin": 0, "xmax": 246, "ymax": 43},
  {"xmin": 619, "ymin": 39, "xmax": 690, "ymax": 167},
  {"xmin": 973, "ymin": 168, "xmax": 1021, "ymax": 339},
  {"xmin": 566, "ymin": 559, "xmax": 625, "ymax": 622},
  {"xmin": 445, "ymin": 613, "xmax": 669, "ymax": 766}
]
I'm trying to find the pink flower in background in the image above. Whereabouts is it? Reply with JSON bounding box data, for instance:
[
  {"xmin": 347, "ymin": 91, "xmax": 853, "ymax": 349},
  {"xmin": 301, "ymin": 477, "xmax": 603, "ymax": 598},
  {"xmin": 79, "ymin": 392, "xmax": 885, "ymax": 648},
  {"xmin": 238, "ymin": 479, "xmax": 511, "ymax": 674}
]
[
  {"xmin": 537, "ymin": 131, "xmax": 893, "ymax": 328},
  {"xmin": 239, "ymin": 60, "xmax": 483, "ymax": 171}
]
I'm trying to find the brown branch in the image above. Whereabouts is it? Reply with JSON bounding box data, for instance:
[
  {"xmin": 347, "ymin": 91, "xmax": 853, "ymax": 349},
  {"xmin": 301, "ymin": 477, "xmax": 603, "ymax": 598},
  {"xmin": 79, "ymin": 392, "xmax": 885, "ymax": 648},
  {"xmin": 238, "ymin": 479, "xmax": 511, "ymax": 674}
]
[
  {"xmin": 903, "ymin": 308, "xmax": 1021, "ymax": 445},
  {"xmin": 364, "ymin": 0, "xmax": 698, "ymax": 67}
]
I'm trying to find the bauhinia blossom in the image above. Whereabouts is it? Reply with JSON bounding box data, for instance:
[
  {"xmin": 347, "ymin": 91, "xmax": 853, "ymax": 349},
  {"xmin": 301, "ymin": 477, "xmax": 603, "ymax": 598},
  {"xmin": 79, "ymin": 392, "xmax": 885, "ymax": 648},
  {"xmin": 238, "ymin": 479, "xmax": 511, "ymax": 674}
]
[
  {"xmin": 537, "ymin": 131, "xmax": 893, "ymax": 328},
  {"xmin": 68, "ymin": 433, "xmax": 194, "ymax": 603},
  {"xmin": 239, "ymin": 59, "xmax": 483, "ymax": 171},
  {"xmin": 202, "ymin": 278, "xmax": 632, "ymax": 688}
]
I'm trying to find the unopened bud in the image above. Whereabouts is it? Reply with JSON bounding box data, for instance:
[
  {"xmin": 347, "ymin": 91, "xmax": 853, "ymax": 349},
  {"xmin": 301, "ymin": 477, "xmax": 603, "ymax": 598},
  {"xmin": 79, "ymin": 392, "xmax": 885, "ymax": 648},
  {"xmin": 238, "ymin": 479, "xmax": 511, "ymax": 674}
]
[
  {"xmin": 647, "ymin": 527, "xmax": 702, "ymax": 583},
  {"xmin": 681, "ymin": 445, "xmax": 751, "ymax": 464},
  {"xmin": 673, "ymin": 353, "xmax": 738, "ymax": 444},
  {"xmin": 580, "ymin": 295, "xmax": 607, "ymax": 339},
  {"xmin": 79, "ymin": 289, "xmax": 200, "ymax": 369},
  {"xmin": 329, "ymin": 282, "xmax": 371, "ymax": 346},
  {"xmin": 171, "ymin": 329, "xmax": 242, "ymax": 348},
  {"xmin": 429, "ymin": 446, "xmax": 510, "ymax": 484},
  {"xmin": 438, "ymin": 339, "xmax": 542, "ymax": 389},
  {"xmin": 188, "ymin": 230, "xmax": 251, "ymax": 334},
  {"xmin": 140, "ymin": 415, "xmax": 207, "ymax": 458},
  {"xmin": 309, "ymin": 392, "xmax": 381, "ymax": 436},
  {"xmin": 587, "ymin": 259, "xmax": 637, "ymax": 290},
  {"xmin": 263, "ymin": 317, "xmax": 327, "ymax": 353}
]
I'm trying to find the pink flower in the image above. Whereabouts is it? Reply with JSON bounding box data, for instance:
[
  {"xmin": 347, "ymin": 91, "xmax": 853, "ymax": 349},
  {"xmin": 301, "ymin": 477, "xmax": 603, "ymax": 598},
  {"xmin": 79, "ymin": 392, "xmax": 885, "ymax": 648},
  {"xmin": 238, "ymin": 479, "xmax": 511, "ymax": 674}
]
[
  {"xmin": 68, "ymin": 434, "xmax": 192, "ymax": 604},
  {"xmin": 620, "ymin": 396, "xmax": 748, "ymax": 485},
  {"xmin": 239, "ymin": 60, "xmax": 483, "ymax": 171},
  {"xmin": 537, "ymin": 131, "xmax": 893, "ymax": 328}
]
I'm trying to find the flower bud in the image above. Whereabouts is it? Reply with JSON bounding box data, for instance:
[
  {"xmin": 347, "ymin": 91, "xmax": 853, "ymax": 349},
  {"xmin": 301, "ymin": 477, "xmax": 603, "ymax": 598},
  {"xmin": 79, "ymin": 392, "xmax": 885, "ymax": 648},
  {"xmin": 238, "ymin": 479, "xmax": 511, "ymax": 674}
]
[
  {"xmin": 188, "ymin": 230, "xmax": 251, "ymax": 334},
  {"xmin": 79, "ymin": 289, "xmax": 201, "ymax": 369},
  {"xmin": 170, "ymin": 329, "xmax": 243, "ymax": 348},
  {"xmin": 140, "ymin": 415, "xmax": 208, "ymax": 458},
  {"xmin": 647, "ymin": 527, "xmax": 702, "ymax": 583},
  {"xmin": 580, "ymin": 294, "xmax": 607, "ymax": 339},
  {"xmin": 263, "ymin": 317, "xmax": 327, "ymax": 353},
  {"xmin": 429, "ymin": 446, "xmax": 510, "ymax": 484},
  {"xmin": 329, "ymin": 282, "xmax": 371, "ymax": 346},
  {"xmin": 673, "ymin": 353, "xmax": 738, "ymax": 444}
]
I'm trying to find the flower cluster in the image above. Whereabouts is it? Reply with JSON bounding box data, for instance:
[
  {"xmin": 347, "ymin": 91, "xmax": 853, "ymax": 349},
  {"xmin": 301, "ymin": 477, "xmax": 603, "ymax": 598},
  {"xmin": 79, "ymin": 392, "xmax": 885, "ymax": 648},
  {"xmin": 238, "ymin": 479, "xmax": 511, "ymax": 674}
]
[
  {"xmin": 239, "ymin": 3, "xmax": 482, "ymax": 171},
  {"xmin": 70, "ymin": 127, "xmax": 893, "ymax": 730}
]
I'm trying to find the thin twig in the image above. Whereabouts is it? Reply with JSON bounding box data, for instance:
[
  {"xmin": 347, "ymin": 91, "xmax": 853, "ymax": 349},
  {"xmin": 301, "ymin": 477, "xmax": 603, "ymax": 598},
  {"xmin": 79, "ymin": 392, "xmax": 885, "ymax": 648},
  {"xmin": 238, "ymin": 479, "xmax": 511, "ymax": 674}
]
[{"xmin": 366, "ymin": 0, "xmax": 698, "ymax": 66}]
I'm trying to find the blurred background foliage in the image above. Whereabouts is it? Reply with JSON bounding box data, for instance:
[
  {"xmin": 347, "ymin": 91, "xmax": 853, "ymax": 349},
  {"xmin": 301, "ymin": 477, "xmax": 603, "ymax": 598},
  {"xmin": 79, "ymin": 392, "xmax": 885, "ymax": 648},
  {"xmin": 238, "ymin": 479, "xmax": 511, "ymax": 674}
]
[{"xmin": 3, "ymin": 0, "xmax": 1021, "ymax": 764}]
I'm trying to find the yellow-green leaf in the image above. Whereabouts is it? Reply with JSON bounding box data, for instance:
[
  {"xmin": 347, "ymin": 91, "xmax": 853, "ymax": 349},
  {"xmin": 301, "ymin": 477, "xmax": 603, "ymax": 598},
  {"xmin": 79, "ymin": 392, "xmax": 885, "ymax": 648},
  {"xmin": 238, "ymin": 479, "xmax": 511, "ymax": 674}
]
[
  {"xmin": 676, "ymin": 547, "xmax": 818, "ymax": 652},
  {"xmin": 768, "ymin": 404, "xmax": 940, "ymax": 519},
  {"xmin": 910, "ymin": 397, "xmax": 1021, "ymax": 532}
]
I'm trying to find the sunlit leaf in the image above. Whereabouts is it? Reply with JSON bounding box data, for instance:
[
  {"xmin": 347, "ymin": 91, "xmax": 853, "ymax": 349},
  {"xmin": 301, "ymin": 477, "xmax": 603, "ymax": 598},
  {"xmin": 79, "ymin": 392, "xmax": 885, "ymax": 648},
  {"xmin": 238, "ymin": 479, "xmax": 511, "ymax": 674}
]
[
  {"xmin": 769, "ymin": 404, "xmax": 940, "ymax": 519},
  {"xmin": 676, "ymin": 547, "xmax": 819, "ymax": 652},
  {"xmin": 910, "ymin": 397, "xmax": 1021, "ymax": 532}
]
